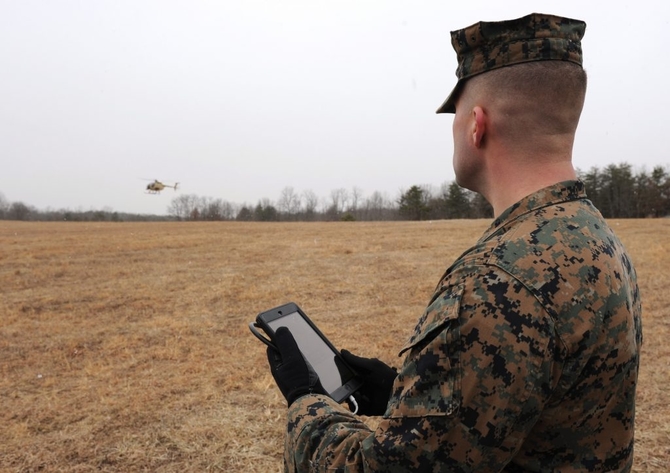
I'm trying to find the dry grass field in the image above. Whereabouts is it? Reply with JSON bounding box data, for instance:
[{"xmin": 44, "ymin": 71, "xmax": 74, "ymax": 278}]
[{"xmin": 1, "ymin": 219, "xmax": 668, "ymax": 472}]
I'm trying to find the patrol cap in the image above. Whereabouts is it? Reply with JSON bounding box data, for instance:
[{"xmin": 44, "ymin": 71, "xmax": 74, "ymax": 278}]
[{"xmin": 436, "ymin": 13, "xmax": 586, "ymax": 114}]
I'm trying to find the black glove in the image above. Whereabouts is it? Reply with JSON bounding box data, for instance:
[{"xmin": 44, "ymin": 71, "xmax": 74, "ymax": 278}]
[
  {"xmin": 341, "ymin": 350, "xmax": 397, "ymax": 416},
  {"xmin": 266, "ymin": 326, "xmax": 326, "ymax": 406}
]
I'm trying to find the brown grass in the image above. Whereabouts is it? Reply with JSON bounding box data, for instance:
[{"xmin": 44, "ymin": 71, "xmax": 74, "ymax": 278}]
[{"xmin": 1, "ymin": 219, "xmax": 668, "ymax": 472}]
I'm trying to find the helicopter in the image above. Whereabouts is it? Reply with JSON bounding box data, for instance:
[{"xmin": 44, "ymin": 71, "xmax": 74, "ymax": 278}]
[{"xmin": 145, "ymin": 180, "xmax": 179, "ymax": 194}]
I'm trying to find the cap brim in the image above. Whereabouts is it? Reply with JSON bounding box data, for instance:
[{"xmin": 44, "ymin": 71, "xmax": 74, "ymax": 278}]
[{"xmin": 435, "ymin": 81, "xmax": 461, "ymax": 114}]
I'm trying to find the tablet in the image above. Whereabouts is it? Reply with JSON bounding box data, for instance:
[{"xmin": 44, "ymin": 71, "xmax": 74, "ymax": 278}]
[{"xmin": 250, "ymin": 302, "xmax": 362, "ymax": 404}]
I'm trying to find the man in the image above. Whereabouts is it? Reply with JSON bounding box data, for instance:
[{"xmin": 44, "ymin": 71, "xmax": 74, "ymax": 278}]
[{"xmin": 266, "ymin": 13, "xmax": 643, "ymax": 472}]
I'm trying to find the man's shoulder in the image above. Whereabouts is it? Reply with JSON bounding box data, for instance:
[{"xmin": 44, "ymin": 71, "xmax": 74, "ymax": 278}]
[
  {"xmin": 488, "ymin": 200, "xmax": 612, "ymax": 269},
  {"xmin": 442, "ymin": 198, "xmax": 629, "ymax": 310}
]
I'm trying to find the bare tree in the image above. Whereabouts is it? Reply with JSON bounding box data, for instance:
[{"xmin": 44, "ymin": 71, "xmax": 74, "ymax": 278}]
[
  {"xmin": 0, "ymin": 192, "xmax": 8, "ymax": 219},
  {"xmin": 302, "ymin": 189, "xmax": 319, "ymax": 220},
  {"xmin": 220, "ymin": 200, "xmax": 238, "ymax": 220},
  {"xmin": 349, "ymin": 186, "xmax": 363, "ymax": 214},
  {"xmin": 168, "ymin": 194, "xmax": 201, "ymax": 220},
  {"xmin": 363, "ymin": 191, "xmax": 390, "ymax": 220},
  {"xmin": 201, "ymin": 197, "xmax": 221, "ymax": 220},
  {"xmin": 277, "ymin": 186, "xmax": 301, "ymax": 220},
  {"xmin": 329, "ymin": 188, "xmax": 349, "ymax": 215},
  {"xmin": 7, "ymin": 201, "xmax": 34, "ymax": 221}
]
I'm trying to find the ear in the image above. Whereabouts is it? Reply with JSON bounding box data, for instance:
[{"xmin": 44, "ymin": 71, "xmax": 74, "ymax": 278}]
[{"xmin": 471, "ymin": 106, "xmax": 487, "ymax": 148}]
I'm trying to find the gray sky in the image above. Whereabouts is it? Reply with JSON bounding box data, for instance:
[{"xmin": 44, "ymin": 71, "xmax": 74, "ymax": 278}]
[{"xmin": 1, "ymin": 0, "xmax": 668, "ymax": 216}]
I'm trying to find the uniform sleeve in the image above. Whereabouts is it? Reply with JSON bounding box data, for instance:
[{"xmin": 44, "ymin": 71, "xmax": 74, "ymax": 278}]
[{"xmin": 284, "ymin": 266, "xmax": 557, "ymax": 472}]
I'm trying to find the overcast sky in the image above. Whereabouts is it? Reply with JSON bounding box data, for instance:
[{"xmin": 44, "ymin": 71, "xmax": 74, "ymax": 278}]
[{"xmin": 1, "ymin": 0, "xmax": 668, "ymax": 215}]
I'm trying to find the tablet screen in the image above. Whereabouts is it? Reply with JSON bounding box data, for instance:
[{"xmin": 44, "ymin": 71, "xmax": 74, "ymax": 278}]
[{"xmin": 267, "ymin": 311, "xmax": 356, "ymax": 395}]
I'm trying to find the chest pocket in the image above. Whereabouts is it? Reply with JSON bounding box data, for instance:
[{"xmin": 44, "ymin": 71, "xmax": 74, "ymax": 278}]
[{"xmin": 386, "ymin": 285, "xmax": 464, "ymax": 418}]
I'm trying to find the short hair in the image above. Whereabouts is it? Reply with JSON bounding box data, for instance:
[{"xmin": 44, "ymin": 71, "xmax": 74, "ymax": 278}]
[
  {"xmin": 464, "ymin": 61, "xmax": 588, "ymax": 136},
  {"xmin": 480, "ymin": 61, "xmax": 586, "ymax": 103}
]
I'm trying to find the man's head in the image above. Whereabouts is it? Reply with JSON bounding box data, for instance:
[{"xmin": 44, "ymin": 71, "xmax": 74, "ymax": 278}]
[{"xmin": 442, "ymin": 13, "xmax": 588, "ymax": 196}]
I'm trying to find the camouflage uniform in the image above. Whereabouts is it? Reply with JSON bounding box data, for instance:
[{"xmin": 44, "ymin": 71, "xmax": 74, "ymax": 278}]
[{"xmin": 284, "ymin": 180, "xmax": 642, "ymax": 472}]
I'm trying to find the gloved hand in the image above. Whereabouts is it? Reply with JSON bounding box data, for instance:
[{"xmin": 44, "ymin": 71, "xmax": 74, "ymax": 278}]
[
  {"xmin": 341, "ymin": 350, "xmax": 397, "ymax": 416},
  {"xmin": 266, "ymin": 326, "xmax": 326, "ymax": 406}
]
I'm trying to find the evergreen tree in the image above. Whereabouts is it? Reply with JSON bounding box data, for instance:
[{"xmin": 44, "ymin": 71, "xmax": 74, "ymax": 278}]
[
  {"xmin": 600, "ymin": 163, "xmax": 635, "ymax": 218},
  {"xmin": 650, "ymin": 166, "xmax": 670, "ymax": 217},
  {"xmin": 398, "ymin": 185, "xmax": 430, "ymax": 221},
  {"xmin": 468, "ymin": 191, "xmax": 494, "ymax": 218},
  {"xmin": 236, "ymin": 206, "xmax": 253, "ymax": 221},
  {"xmin": 580, "ymin": 167, "xmax": 603, "ymax": 210},
  {"xmin": 444, "ymin": 182, "xmax": 471, "ymax": 218},
  {"xmin": 254, "ymin": 199, "xmax": 278, "ymax": 221}
]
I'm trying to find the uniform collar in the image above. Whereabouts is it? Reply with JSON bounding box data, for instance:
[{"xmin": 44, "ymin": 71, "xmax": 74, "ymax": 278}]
[{"xmin": 480, "ymin": 180, "xmax": 587, "ymax": 242}]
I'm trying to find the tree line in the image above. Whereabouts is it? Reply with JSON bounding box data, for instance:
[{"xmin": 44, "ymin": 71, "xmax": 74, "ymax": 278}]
[
  {"xmin": 164, "ymin": 163, "xmax": 670, "ymax": 221},
  {"xmin": 163, "ymin": 182, "xmax": 493, "ymax": 222},
  {"xmin": 1, "ymin": 163, "xmax": 668, "ymax": 222},
  {"xmin": 0, "ymin": 198, "xmax": 172, "ymax": 222},
  {"xmin": 580, "ymin": 164, "xmax": 670, "ymax": 218}
]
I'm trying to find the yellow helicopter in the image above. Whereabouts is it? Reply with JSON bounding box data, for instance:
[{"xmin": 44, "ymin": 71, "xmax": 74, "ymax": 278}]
[{"xmin": 145, "ymin": 180, "xmax": 179, "ymax": 194}]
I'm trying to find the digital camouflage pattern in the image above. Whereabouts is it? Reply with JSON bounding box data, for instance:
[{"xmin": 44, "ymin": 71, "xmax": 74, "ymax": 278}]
[
  {"xmin": 437, "ymin": 13, "xmax": 586, "ymax": 113},
  {"xmin": 283, "ymin": 181, "xmax": 643, "ymax": 472}
]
